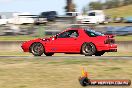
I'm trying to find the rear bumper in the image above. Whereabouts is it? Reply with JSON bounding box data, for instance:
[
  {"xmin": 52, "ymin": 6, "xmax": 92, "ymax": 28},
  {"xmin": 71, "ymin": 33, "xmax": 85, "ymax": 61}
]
[
  {"xmin": 98, "ymin": 44, "xmax": 117, "ymax": 52},
  {"xmin": 107, "ymin": 48, "xmax": 117, "ymax": 52}
]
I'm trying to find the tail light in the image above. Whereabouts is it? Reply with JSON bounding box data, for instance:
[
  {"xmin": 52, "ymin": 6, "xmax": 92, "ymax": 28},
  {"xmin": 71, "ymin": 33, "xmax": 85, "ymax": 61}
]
[
  {"xmin": 104, "ymin": 39, "xmax": 115, "ymax": 44},
  {"xmin": 106, "ymin": 35, "xmax": 115, "ymax": 38}
]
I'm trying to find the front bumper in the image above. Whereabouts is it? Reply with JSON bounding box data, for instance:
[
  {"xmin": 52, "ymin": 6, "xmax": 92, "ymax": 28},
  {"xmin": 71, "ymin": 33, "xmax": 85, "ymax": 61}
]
[{"xmin": 21, "ymin": 42, "xmax": 30, "ymax": 52}]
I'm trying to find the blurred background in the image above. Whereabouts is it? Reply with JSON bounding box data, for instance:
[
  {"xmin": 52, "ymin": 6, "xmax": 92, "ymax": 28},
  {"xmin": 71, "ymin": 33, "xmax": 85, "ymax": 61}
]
[{"xmin": 0, "ymin": 0, "xmax": 132, "ymax": 56}]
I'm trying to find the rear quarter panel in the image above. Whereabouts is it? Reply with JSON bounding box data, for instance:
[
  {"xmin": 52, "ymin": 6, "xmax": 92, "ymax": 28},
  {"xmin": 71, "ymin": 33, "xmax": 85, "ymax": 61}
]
[{"xmin": 79, "ymin": 30, "xmax": 107, "ymax": 51}]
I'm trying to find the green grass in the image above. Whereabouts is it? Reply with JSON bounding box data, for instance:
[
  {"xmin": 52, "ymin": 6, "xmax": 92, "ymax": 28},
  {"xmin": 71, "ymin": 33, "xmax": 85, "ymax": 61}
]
[
  {"xmin": 0, "ymin": 35, "xmax": 132, "ymax": 41},
  {"xmin": 104, "ymin": 5, "xmax": 132, "ymax": 17},
  {"xmin": 0, "ymin": 51, "xmax": 32, "ymax": 56},
  {"xmin": 0, "ymin": 51, "xmax": 131, "ymax": 56},
  {"xmin": 0, "ymin": 35, "xmax": 50, "ymax": 41},
  {"xmin": 0, "ymin": 58, "xmax": 131, "ymax": 88},
  {"xmin": 104, "ymin": 52, "xmax": 132, "ymax": 56},
  {"xmin": 0, "ymin": 36, "xmax": 38, "ymax": 41},
  {"xmin": 115, "ymin": 35, "xmax": 132, "ymax": 41},
  {"xmin": 104, "ymin": 23, "xmax": 132, "ymax": 26}
]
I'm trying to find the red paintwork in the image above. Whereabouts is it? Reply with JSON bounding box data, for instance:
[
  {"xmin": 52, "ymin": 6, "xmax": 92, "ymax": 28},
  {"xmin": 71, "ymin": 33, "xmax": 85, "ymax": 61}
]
[{"xmin": 21, "ymin": 28, "xmax": 117, "ymax": 54}]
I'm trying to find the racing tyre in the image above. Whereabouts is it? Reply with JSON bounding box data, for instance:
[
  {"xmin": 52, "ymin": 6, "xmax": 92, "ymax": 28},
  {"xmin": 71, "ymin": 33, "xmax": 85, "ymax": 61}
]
[
  {"xmin": 30, "ymin": 43, "xmax": 44, "ymax": 56},
  {"xmin": 95, "ymin": 51, "xmax": 105, "ymax": 56},
  {"xmin": 81, "ymin": 42, "xmax": 96, "ymax": 56},
  {"xmin": 44, "ymin": 53, "xmax": 54, "ymax": 56}
]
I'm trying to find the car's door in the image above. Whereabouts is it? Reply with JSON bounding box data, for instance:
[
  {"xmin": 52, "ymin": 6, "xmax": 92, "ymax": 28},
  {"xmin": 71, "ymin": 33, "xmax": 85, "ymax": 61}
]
[{"xmin": 47, "ymin": 30, "xmax": 80, "ymax": 53}]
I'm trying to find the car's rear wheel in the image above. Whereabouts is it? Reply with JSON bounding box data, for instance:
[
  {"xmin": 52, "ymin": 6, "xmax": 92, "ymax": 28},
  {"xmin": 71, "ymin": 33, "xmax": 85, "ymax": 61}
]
[
  {"xmin": 30, "ymin": 43, "xmax": 44, "ymax": 56},
  {"xmin": 81, "ymin": 42, "xmax": 96, "ymax": 56},
  {"xmin": 95, "ymin": 51, "xmax": 105, "ymax": 56}
]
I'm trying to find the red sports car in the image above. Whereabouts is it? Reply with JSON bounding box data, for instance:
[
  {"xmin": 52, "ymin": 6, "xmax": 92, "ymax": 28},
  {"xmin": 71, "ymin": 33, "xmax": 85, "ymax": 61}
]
[{"xmin": 21, "ymin": 27, "xmax": 117, "ymax": 56}]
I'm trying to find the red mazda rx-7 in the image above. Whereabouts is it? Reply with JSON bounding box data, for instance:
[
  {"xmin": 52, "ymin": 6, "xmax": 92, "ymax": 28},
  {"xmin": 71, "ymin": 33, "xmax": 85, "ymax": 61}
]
[{"xmin": 21, "ymin": 27, "xmax": 117, "ymax": 56}]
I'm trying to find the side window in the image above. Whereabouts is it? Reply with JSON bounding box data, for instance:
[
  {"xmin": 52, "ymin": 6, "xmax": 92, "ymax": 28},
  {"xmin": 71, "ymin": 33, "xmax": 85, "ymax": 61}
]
[
  {"xmin": 85, "ymin": 30, "xmax": 96, "ymax": 37},
  {"xmin": 69, "ymin": 30, "xmax": 79, "ymax": 38},
  {"xmin": 57, "ymin": 30, "xmax": 79, "ymax": 38},
  {"xmin": 57, "ymin": 31, "xmax": 70, "ymax": 38},
  {"xmin": 89, "ymin": 32, "xmax": 96, "ymax": 37}
]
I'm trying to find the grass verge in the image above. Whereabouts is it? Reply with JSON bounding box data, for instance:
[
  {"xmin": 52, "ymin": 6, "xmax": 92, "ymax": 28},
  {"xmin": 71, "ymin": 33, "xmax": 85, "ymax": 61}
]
[
  {"xmin": 0, "ymin": 51, "xmax": 131, "ymax": 56},
  {"xmin": 104, "ymin": 5, "xmax": 132, "ymax": 17},
  {"xmin": 0, "ymin": 36, "xmax": 39, "ymax": 41},
  {"xmin": 115, "ymin": 35, "xmax": 132, "ymax": 41},
  {"xmin": 0, "ymin": 58, "xmax": 131, "ymax": 88},
  {"xmin": 0, "ymin": 35, "xmax": 132, "ymax": 41}
]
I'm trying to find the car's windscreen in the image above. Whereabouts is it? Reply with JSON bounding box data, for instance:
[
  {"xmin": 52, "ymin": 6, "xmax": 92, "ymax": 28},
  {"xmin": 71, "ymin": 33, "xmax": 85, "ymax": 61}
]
[
  {"xmin": 85, "ymin": 29, "xmax": 104, "ymax": 37},
  {"xmin": 88, "ymin": 12, "xmax": 95, "ymax": 16},
  {"xmin": 57, "ymin": 30, "xmax": 79, "ymax": 38}
]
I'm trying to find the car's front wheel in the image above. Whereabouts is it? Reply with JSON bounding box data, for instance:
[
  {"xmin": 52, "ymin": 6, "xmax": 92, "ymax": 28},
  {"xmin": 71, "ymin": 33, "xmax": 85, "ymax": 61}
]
[
  {"xmin": 81, "ymin": 42, "xmax": 96, "ymax": 56},
  {"xmin": 30, "ymin": 43, "xmax": 44, "ymax": 56}
]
